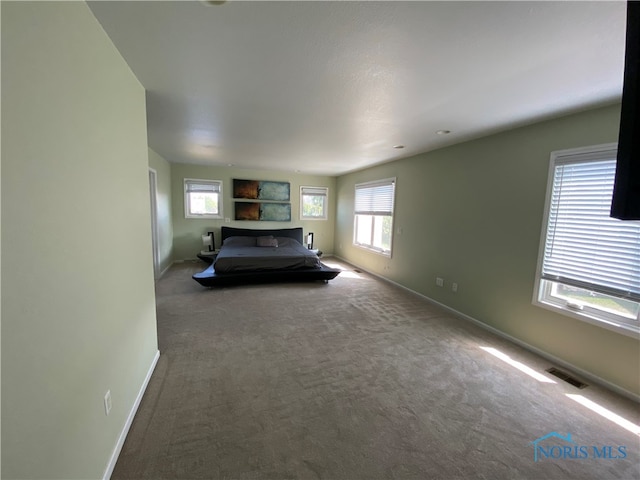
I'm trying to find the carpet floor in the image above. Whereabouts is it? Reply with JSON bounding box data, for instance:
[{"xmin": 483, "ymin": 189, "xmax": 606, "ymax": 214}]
[{"xmin": 112, "ymin": 259, "xmax": 639, "ymax": 480}]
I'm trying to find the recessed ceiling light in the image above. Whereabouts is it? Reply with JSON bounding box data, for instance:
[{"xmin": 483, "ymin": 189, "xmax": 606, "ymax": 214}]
[
  {"xmin": 227, "ymin": 163, "xmax": 234, "ymax": 167},
  {"xmin": 436, "ymin": 130, "xmax": 451, "ymax": 135},
  {"xmin": 393, "ymin": 145, "xmax": 405, "ymax": 149}
]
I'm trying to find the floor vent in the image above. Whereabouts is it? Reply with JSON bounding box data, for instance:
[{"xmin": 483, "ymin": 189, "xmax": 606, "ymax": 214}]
[{"xmin": 546, "ymin": 367, "xmax": 589, "ymax": 389}]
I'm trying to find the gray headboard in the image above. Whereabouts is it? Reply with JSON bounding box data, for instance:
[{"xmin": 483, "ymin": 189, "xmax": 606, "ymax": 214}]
[{"xmin": 221, "ymin": 226, "xmax": 304, "ymax": 245}]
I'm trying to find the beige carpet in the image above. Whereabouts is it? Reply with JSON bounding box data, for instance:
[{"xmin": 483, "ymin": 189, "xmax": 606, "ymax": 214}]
[{"xmin": 113, "ymin": 259, "xmax": 639, "ymax": 479}]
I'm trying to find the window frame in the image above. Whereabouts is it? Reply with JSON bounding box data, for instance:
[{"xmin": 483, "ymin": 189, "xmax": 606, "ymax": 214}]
[
  {"xmin": 184, "ymin": 178, "xmax": 224, "ymax": 219},
  {"xmin": 353, "ymin": 177, "xmax": 396, "ymax": 257},
  {"xmin": 533, "ymin": 143, "xmax": 640, "ymax": 338},
  {"xmin": 300, "ymin": 186, "xmax": 329, "ymax": 220}
]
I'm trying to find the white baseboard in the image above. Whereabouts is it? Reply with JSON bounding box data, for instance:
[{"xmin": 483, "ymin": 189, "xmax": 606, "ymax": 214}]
[
  {"xmin": 103, "ymin": 349, "xmax": 160, "ymax": 480},
  {"xmin": 334, "ymin": 256, "xmax": 640, "ymax": 403},
  {"xmin": 158, "ymin": 263, "xmax": 172, "ymax": 279}
]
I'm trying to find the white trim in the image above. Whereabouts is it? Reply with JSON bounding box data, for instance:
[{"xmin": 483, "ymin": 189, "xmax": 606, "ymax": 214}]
[
  {"xmin": 102, "ymin": 350, "xmax": 160, "ymax": 480},
  {"xmin": 335, "ymin": 255, "xmax": 640, "ymax": 403},
  {"xmin": 148, "ymin": 168, "xmax": 161, "ymax": 280},
  {"xmin": 353, "ymin": 242, "xmax": 392, "ymax": 258},
  {"xmin": 184, "ymin": 178, "xmax": 224, "ymax": 219},
  {"xmin": 533, "ymin": 143, "xmax": 619, "ymax": 306},
  {"xmin": 300, "ymin": 185, "xmax": 329, "ymax": 220},
  {"xmin": 353, "ymin": 177, "xmax": 396, "ymax": 257},
  {"xmin": 532, "ymin": 142, "xmax": 639, "ymax": 337},
  {"xmin": 157, "ymin": 262, "xmax": 172, "ymax": 280},
  {"xmin": 354, "ymin": 176, "xmax": 397, "ymax": 190},
  {"xmin": 535, "ymin": 285, "xmax": 639, "ymax": 339}
]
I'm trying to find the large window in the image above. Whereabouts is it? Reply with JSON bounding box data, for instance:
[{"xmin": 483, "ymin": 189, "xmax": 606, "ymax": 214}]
[
  {"xmin": 353, "ymin": 178, "xmax": 395, "ymax": 256},
  {"xmin": 184, "ymin": 178, "xmax": 223, "ymax": 219},
  {"xmin": 300, "ymin": 186, "xmax": 328, "ymax": 220},
  {"xmin": 534, "ymin": 144, "xmax": 640, "ymax": 336}
]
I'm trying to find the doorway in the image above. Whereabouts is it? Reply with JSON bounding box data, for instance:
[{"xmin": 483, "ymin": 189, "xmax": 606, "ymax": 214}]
[{"xmin": 148, "ymin": 168, "xmax": 160, "ymax": 280}]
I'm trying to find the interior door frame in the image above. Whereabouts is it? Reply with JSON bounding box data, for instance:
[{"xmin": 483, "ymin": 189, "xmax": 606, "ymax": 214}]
[{"xmin": 148, "ymin": 168, "xmax": 160, "ymax": 280}]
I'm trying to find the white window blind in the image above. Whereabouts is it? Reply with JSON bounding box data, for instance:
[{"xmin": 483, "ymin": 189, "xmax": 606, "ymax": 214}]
[
  {"xmin": 541, "ymin": 152, "xmax": 640, "ymax": 302},
  {"xmin": 355, "ymin": 179, "xmax": 395, "ymax": 215},
  {"xmin": 185, "ymin": 180, "xmax": 221, "ymax": 195},
  {"xmin": 301, "ymin": 186, "xmax": 327, "ymax": 197}
]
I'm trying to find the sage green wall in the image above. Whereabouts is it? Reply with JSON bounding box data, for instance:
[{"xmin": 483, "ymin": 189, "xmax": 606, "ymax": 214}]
[
  {"xmin": 149, "ymin": 148, "xmax": 174, "ymax": 274},
  {"xmin": 336, "ymin": 104, "xmax": 639, "ymax": 397},
  {"xmin": 2, "ymin": 3, "xmax": 159, "ymax": 478},
  {"xmin": 171, "ymin": 163, "xmax": 336, "ymax": 261}
]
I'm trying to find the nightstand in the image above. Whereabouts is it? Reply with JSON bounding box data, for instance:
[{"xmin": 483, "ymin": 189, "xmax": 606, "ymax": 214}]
[{"xmin": 197, "ymin": 250, "xmax": 218, "ymax": 265}]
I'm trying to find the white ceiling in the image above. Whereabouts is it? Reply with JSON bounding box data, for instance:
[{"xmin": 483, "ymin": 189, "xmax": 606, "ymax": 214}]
[{"xmin": 88, "ymin": 1, "xmax": 626, "ymax": 176}]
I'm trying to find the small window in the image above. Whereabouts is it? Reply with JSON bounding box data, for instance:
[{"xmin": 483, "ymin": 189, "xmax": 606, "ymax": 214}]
[
  {"xmin": 353, "ymin": 178, "xmax": 395, "ymax": 256},
  {"xmin": 184, "ymin": 178, "xmax": 223, "ymax": 219},
  {"xmin": 534, "ymin": 144, "xmax": 640, "ymax": 336},
  {"xmin": 300, "ymin": 186, "xmax": 328, "ymax": 220}
]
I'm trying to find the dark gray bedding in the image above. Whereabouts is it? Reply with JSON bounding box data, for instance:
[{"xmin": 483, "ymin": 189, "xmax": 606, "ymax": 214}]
[{"xmin": 214, "ymin": 236, "xmax": 321, "ymax": 273}]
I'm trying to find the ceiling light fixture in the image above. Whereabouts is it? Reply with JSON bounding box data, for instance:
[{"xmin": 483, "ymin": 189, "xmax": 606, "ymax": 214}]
[{"xmin": 436, "ymin": 130, "xmax": 451, "ymax": 135}]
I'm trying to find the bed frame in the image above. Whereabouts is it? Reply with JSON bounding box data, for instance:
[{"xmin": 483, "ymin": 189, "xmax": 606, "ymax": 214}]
[{"xmin": 192, "ymin": 227, "xmax": 340, "ymax": 287}]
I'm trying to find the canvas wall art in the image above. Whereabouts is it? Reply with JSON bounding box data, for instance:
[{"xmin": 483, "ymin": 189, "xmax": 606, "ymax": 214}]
[
  {"xmin": 234, "ymin": 202, "xmax": 260, "ymax": 221},
  {"xmin": 235, "ymin": 202, "xmax": 291, "ymax": 222},
  {"xmin": 233, "ymin": 179, "xmax": 290, "ymax": 201}
]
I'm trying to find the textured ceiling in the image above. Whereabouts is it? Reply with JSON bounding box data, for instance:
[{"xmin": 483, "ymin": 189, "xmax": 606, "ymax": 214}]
[{"xmin": 88, "ymin": 1, "xmax": 626, "ymax": 175}]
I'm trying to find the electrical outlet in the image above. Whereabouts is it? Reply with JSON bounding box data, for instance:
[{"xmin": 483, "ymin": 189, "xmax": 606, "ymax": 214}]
[
  {"xmin": 452, "ymin": 282, "xmax": 458, "ymax": 293},
  {"xmin": 436, "ymin": 277, "xmax": 444, "ymax": 287},
  {"xmin": 104, "ymin": 390, "xmax": 112, "ymax": 416},
  {"xmin": 225, "ymin": 217, "xmax": 231, "ymax": 223}
]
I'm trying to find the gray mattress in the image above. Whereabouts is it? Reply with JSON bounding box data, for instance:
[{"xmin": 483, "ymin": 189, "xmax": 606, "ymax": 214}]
[{"xmin": 214, "ymin": 236, "xmax": 321, "ymax": 273}]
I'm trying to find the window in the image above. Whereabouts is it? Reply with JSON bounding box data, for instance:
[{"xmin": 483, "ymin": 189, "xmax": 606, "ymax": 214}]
[
  {"xmin": 300, "ymin": 186, "xmax": 328, "ymax": 220},
  {"xmin": 534, "ymin": 144, "xmax": 640, "ymax": 336},
  {"xmin": 353, "ymin": 178, "xmax": 395, "ymax": 256},
  {"xmin": 184, "ymin": 178, "xmax": 223, "ymax": 219}
]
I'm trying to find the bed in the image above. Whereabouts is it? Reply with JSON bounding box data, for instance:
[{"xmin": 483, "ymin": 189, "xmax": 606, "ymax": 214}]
[{"xmin": 192, "ymin": 227, "xmax": 341, "ymax": 287}]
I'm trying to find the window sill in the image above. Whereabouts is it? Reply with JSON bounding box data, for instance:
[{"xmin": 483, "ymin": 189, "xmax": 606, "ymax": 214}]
[
  {"xmin": 353, "ymin": 243, "xmax": 392, "ymax": 258},
  {"xmin": 185, "ymin": 214, "xmax": 223, "ymax": 219},
  {"xmin": 534, "ymin": 299, "xmax": 639, "ymax": 339}
]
